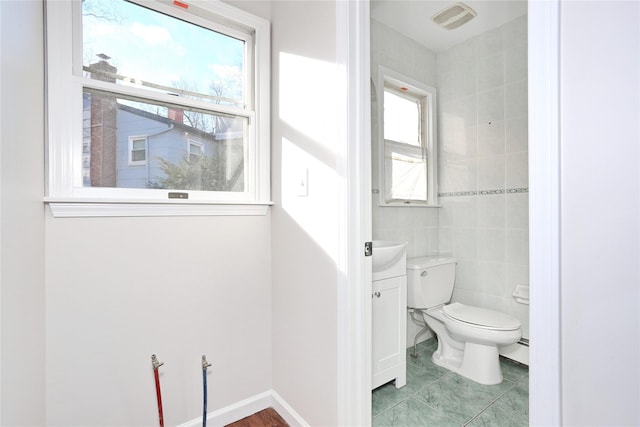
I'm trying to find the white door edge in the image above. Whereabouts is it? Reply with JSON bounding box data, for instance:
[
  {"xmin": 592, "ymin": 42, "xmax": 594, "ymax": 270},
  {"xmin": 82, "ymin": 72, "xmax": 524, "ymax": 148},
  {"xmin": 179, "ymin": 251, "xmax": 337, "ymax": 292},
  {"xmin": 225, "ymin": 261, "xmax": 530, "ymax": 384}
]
[
  {"xmin": 529, "ymin": 1, "xmax": 563, "ymax": 425},
  {"xmin": 336, "ymin": 1, "xmax": 372, "ymax": 426}
]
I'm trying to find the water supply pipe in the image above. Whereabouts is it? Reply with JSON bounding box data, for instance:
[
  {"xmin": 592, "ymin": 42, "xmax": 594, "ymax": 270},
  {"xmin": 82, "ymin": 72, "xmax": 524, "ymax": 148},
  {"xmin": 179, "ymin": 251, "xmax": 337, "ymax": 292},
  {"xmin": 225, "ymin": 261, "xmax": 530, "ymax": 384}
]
[
  {"xmin": 202, "ymin": 355, "xmax": 212, "ymax": 427},
  {"xmin": 409, "ymin": 309, "xmax": 429, "ymax": 358},
  {"xmin": 151, "ymin": 354, "xmax": 165, "ymax": 427}
]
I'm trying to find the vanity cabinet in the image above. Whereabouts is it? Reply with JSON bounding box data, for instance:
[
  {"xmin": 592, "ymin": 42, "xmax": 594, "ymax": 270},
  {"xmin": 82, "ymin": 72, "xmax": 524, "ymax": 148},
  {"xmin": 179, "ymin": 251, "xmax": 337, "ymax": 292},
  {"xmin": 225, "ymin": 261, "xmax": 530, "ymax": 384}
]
[{"xmin": 372, "ymin": 274, "xmax": 407, "ymax": 389}]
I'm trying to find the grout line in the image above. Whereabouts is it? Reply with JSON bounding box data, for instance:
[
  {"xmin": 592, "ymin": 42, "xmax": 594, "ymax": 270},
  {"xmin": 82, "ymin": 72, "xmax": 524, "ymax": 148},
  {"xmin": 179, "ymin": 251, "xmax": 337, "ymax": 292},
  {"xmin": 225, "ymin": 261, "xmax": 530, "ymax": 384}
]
[
  {"xmin": 462, "ymin": 386, "xmax": 513, "ymax": 426},
  {"xmin": 462, "ymin": 375, "xmax": 526, "ymax": 426},
  {"xmin": 372, "ymin": 394, "xmax": 411, "ymax": 420}
]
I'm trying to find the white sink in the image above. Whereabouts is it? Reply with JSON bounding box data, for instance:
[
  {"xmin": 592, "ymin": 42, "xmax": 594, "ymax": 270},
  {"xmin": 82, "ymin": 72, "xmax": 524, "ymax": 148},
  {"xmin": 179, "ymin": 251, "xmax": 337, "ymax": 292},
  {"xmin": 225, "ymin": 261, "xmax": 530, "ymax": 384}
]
[{"xmin": 372, "ymin": 240, "xmax": 407, "ymax": 275}]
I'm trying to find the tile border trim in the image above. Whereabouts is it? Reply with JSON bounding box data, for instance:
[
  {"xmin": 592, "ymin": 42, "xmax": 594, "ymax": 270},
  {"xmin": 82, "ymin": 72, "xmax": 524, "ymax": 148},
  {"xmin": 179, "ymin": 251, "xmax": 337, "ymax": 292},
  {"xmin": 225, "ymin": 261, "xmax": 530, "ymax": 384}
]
[{"xmin": 438, "ymin": 187, "xmax": 528, "ymax": 198}]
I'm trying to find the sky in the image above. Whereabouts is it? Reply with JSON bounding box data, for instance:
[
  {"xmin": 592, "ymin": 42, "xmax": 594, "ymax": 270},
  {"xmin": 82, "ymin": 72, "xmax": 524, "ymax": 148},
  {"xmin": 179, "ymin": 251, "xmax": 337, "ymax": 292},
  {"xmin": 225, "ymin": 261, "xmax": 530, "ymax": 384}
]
[{"xmin": 82, "ymin": 0, "xmax": 245, "ymax": 106}]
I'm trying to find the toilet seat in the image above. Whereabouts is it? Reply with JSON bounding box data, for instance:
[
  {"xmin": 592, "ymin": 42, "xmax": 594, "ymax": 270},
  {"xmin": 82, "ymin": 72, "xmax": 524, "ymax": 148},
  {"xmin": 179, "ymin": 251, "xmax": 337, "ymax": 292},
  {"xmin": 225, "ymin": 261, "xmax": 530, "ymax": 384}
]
[{"xmin": 443, "ymin": 302, "xmax": 520, "ymax": 331}]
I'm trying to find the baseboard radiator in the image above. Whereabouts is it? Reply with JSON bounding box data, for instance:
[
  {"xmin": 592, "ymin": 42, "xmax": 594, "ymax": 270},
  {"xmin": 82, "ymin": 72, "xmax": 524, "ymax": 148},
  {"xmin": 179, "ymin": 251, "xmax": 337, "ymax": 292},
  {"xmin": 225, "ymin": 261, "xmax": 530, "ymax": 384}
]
[{"xmin": 500, "ymin": 338, "xmax": 529, "ymax": 365}]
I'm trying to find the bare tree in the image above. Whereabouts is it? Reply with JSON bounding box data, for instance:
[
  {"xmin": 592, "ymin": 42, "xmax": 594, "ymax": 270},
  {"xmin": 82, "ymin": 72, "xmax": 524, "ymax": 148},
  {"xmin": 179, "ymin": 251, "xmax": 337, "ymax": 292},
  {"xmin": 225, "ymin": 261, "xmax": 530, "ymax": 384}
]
[{"xmin": 82, "ymin": 0, "xmax": 122, "ymax": 23}]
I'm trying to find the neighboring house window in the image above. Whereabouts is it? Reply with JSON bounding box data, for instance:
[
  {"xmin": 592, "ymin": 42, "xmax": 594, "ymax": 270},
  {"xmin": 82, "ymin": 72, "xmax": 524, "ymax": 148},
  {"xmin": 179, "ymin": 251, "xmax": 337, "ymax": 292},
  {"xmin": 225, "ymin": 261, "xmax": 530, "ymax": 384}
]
[
  {"xmin": 378, "ymin": 67, "xmax": 437, "ymax": 206},
  {"xmin": 129, "ymin": 137, "xmax": 147, "ymax": 166},
  {"xmin": 188, "ymin": 140, "xmax": 204, "ymax": 163},
  {"xmin": 45, "ymin": 0, "xmax": 271, "ymax": 216}
]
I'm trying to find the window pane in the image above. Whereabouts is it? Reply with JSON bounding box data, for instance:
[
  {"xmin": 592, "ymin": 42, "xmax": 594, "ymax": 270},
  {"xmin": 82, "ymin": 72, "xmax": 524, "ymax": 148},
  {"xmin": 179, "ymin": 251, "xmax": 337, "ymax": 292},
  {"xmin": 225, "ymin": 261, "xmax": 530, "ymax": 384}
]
[
  {"xmin": 82, "ymin": 0, "xmax": 245, "ymax": 107},
  {"xmin": 384, "ymin": 90, "xmax": 421, "ymax": 146},
  {"xmin": 83, "ymin": 90, "xmax": 247, "ymax": 192},
  {"xmin": 384, "ymin": 145, "xmax": 427, "ymax": 202},
  {"xmin": 189, "ymin": 142, "xmax": 204, "ymax": 156},
  {"xmin": 132, "ymin": 139, "xmax": 145, "ymax": 150},
  {"xmin": 131, "ymin": 150, "xmax": 146, "ymax": 162}
]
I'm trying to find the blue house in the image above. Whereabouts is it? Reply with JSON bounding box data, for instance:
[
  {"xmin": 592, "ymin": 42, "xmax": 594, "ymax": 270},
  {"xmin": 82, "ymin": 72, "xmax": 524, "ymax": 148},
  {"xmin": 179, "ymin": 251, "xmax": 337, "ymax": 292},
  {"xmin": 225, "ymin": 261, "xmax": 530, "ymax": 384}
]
[{"xmin": 82, "ymin": 62, "xmax": 244, "ymax": 192}]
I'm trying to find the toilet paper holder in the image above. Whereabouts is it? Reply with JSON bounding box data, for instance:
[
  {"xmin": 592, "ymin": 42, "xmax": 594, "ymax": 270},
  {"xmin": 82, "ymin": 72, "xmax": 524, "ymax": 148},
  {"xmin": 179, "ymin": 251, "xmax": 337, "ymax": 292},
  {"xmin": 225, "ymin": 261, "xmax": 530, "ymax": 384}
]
[{"xmin": 512, "ymin": 284, "xmax": 530, "ymax": 305}]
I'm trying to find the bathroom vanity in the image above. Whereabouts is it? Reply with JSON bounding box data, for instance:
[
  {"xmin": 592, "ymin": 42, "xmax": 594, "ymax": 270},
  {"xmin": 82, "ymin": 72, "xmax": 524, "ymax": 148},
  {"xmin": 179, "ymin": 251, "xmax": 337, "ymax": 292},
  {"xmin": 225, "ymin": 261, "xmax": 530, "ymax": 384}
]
[{"xmin": 371, "ymin": 241, "xmax": 407, "ymax": 389}]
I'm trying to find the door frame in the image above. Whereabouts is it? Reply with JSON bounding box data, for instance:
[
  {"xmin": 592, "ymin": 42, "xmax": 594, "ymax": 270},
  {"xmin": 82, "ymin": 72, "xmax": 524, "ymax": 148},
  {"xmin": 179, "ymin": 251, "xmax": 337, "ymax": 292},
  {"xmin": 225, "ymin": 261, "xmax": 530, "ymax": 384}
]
[
  {"xmin": 336, "ymin": 1, "xmax": 373, "ymax": 426},
  {"xmin": 528, "ymin": 1, "xmax": 562, "ymax": 425},
  {"xmin": 336, "ymin": 1, "xmax": 562, "ymax": 425}
]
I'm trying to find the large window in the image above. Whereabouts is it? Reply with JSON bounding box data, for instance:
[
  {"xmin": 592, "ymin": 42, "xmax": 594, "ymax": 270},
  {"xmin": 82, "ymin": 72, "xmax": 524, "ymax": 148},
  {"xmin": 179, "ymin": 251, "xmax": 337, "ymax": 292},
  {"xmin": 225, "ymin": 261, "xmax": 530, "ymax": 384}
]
[
  {"xmin": 46, "ymin": 0, "xmax": 270, "ymax": 216},
  {"xmin": 378, "ymin": 67, "xmax": 437, "ymax": 206}
]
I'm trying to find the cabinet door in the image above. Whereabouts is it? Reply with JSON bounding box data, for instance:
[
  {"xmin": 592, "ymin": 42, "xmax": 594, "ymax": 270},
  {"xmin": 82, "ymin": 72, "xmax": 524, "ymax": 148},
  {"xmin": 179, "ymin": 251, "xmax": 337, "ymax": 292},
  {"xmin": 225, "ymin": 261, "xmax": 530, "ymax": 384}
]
[
  {"xmin": 372, "ymin": 275, "xmax": 405, "ymax": 378},
  {"xmin": 372, "ymin": 285, "xmax": 401, "ymax": 376}
]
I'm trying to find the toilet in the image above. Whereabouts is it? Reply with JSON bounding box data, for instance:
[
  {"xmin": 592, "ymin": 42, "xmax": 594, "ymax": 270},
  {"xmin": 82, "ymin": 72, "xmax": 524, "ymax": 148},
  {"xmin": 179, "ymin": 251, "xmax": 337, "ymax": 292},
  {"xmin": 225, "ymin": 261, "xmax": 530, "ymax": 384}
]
[{"xmin": 406, "ymin": 256, "xmax": 521, "ymax": 385}]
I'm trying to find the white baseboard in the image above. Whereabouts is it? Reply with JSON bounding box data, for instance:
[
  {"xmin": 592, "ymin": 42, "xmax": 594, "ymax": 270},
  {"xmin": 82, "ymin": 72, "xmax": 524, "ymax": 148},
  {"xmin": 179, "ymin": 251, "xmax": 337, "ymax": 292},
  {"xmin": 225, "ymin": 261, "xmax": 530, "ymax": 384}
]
[
  {"xmin": 271, "ymin": 390, "xmax": 310, "ymax": 427},
  {"xmin": 177, "ymin": 389, "xmax": 309, "ymax": 427}
]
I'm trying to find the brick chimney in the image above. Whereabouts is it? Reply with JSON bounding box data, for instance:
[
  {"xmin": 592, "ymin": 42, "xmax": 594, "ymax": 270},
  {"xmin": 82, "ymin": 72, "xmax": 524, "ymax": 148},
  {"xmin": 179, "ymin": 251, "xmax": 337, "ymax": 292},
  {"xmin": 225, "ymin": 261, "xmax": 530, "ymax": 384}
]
[
  {"xmin": 168, "ymin": 108, "xmax": 184, "ymax": 123},
  {"xmin": 88, "ymin": 56, "xmax": 118, "ymax": 187}
]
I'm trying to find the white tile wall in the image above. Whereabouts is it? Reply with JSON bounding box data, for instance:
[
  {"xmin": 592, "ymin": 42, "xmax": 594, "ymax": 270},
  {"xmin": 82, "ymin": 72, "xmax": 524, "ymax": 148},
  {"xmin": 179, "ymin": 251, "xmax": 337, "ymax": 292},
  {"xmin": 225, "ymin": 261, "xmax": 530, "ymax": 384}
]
[{"xmin": 437, "ymin": 15, "xmax": 530, "ymax": 338}]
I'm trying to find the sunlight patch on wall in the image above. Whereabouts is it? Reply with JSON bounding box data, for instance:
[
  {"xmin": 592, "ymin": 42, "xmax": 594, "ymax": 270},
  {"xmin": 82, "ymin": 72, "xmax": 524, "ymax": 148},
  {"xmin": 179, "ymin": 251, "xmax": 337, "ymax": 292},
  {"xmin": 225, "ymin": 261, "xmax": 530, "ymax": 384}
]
[
  {"xmin": 278, "ymin": 51, "xmax": 342, "ymax": 262},
  {"xmin": 281, "ymin": 137, "xmax": 338, "ymax": 262},
  {"xmin": 279, "ymin": 52, "xmax": 340, "ymax": 153}
]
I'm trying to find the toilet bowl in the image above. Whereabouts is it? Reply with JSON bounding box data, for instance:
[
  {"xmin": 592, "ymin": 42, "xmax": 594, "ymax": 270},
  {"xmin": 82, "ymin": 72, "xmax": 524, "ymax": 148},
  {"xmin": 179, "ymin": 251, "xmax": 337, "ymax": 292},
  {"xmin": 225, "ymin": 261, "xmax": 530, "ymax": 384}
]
[
  {"xmin": 423, "ymin": 303, "xmax": 521, "ymax": 385},
  {"xmin": 407, "ymin": 257, "xmax": 522, "ymax": 385}
]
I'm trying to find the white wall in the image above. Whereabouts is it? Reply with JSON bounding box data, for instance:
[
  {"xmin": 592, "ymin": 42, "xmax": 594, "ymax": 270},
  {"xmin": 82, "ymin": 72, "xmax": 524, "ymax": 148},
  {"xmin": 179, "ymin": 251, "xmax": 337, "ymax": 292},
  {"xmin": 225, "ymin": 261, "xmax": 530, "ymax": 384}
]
[
  {"xmin": 270, "ymin": 2, "xmax": 342, "ymax": 425},
  {"xmin": 1, "ymin": 1, "xmax": 352, "ymax": 425},
  {"xmin": 0, "ymin": 1, "xmax": 46, "ymax": 425},
  {"xmin": 222, "ymin": 0, "xmax": 271, "ymax": 21},
  {"xmin": 437, "ymin": 15, "xmax": 530, "ymax": 338},
  {"xmin": 0, "ymin": 1, "xmax": 274, "ymax": 425},
  {"xmin": 45, "ymin": 214, "xmax": 272, "ymax": 426},
  {"xmin": 559, "ymin": 1, "xmax": 640, "ymax": 425},
  {"xmin": 42, "ymin": 0, "xmax": 274, "ymax": 420}
]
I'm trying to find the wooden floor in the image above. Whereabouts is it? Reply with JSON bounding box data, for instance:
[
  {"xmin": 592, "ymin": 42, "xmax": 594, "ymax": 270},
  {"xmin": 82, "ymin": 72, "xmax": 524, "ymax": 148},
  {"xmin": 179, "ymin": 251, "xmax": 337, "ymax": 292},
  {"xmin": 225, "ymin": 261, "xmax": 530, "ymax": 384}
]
[{"xmin": 225, "ymin": 407, "xmax": 289, "ymax": 427}]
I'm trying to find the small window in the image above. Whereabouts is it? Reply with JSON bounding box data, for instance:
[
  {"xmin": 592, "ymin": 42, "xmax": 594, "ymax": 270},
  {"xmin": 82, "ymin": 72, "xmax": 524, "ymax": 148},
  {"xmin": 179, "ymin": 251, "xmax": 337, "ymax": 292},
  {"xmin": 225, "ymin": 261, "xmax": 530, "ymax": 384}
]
[
  {"xmin": 129, "ymin": 137, "xmax": 147, "ymax": 166},
  {"xmin": 45, "ymin": 0, "xmax": 271, "ymax": 216},
  {"xmin": 188, "ymin": 140, "xmax": 205, "ymax": 163},
  {"xmin": 378, "ymin": 67, "xmax": 438, "ymax": 206}
]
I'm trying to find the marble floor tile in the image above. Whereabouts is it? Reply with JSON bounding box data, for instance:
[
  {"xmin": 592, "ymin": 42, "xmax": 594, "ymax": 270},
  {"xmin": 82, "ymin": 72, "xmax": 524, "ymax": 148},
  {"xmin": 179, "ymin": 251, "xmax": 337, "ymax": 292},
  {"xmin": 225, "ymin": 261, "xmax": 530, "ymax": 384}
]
[
  {"xmin": 372, "ymin": 382, "xmax": 410, "ymax": 416},
  {"xmin": 493, "ymin": 378, "xmax": 529, "ymax": 417},
  {"xmin": 414, "ymin": 373, "xmax": 516, "ymax": 424},
  {"xmin": 373, "ymin": 343, "xmax": 529, "ymax": 426},
  {"xmin": 500, "ymin": 357, "xmax": 529, "ymax": 382},
  {"xmin": 465, "ymin": 400, "xmax": 528, "ymax": 427},
  {"xmin": 373, "ymin": 397, "xmax": 460, "ymax": 427},
  {"xmin": 401, "ymin": 362, "xmax": 442, "ymax": 395}
]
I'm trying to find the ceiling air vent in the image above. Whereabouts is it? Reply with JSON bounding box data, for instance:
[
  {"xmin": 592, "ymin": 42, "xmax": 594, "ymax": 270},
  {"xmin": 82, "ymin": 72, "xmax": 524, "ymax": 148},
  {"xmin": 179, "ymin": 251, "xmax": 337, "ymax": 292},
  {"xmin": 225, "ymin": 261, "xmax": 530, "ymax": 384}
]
[{"xmin": 432, "ymin": 2, "xmax": 477, "ymax": 30}]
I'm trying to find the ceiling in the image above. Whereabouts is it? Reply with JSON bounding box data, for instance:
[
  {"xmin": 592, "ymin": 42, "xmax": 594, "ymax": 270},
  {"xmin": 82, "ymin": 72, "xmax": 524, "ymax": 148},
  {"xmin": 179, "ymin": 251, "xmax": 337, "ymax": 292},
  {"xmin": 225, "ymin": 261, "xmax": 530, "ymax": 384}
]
[{"xmin": 370, "ymin": 1, "xmax": 527, "ymax": 53}]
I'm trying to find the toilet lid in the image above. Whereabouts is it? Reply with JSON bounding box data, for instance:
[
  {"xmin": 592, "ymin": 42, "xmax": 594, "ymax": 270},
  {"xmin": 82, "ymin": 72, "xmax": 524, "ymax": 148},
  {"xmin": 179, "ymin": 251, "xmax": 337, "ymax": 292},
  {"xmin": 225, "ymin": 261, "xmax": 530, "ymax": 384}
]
[{"xmin": 443, "ymin": 302, "xmax": 521, "ymax": 330}]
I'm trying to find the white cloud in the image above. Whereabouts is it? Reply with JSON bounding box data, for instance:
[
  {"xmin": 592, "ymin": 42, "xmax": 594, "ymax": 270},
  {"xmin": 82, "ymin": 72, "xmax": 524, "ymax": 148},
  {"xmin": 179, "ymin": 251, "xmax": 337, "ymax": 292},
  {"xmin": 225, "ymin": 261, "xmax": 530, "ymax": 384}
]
[
  {"xmin": 90, "ymin": 20, "xmax": 117, "ymax": 37},
  {"xmin": 130, "ymin": 22, "xmax": 172, "ymax": 45},
  {"xmin": 208, "ymin": 64, "xmax": 241, "ymax": 79}
]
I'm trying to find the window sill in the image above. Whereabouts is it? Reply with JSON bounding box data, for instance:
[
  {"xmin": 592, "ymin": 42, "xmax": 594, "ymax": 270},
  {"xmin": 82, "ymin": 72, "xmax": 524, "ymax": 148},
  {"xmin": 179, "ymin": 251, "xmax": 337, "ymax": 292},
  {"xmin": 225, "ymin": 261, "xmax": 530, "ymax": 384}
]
[
  {"xmin": 378, "ymin": 202, "xmax": 441, "ymax": 208},
  {"xmin": 44, "ymin": 198, "xmax": 272, "ymax": 218}
]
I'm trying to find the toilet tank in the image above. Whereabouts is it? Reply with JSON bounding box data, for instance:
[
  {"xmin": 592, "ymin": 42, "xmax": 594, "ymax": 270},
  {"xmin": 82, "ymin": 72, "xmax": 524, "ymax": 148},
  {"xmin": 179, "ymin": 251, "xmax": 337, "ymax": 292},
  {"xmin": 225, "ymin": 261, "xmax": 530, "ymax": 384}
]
[{"xmin": 406, "ymin": 257, "xmax": 457, "ymax": 309}]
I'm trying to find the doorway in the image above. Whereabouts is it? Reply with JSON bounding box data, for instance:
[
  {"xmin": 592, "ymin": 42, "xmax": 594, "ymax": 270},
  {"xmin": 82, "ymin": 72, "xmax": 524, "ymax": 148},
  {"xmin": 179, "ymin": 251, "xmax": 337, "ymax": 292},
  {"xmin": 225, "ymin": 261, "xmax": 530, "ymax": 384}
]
[{"xmin": 337, "ymin": 1, "xmax": 561, "ymax": 426}]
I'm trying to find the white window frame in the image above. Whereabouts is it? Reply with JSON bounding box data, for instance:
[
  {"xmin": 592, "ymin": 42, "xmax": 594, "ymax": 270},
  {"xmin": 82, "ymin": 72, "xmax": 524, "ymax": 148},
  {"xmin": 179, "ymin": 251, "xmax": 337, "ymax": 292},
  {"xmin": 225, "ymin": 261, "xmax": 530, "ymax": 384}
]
[
  {"xmin": 44, "ymin": 0, "xmax": 271, "ymax": 217},
  {"xmin": 128, "ymin": 136, "xmax": 148, "ymax": 166},
  {"xmin": 377, "ymin": 66, "xmax": 438, "ymax": 207}
]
